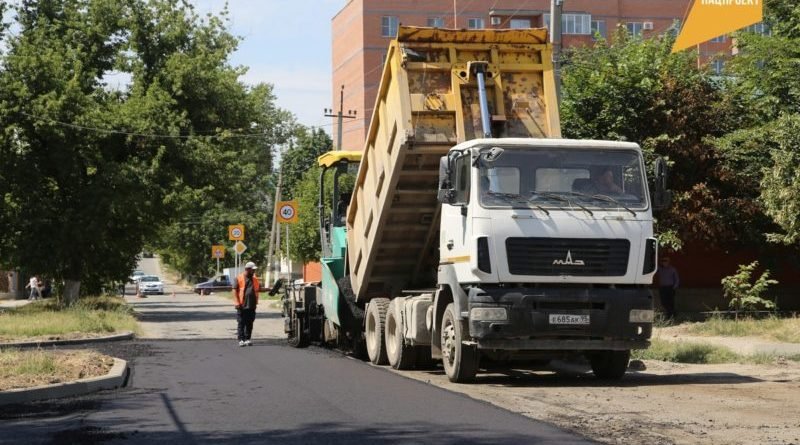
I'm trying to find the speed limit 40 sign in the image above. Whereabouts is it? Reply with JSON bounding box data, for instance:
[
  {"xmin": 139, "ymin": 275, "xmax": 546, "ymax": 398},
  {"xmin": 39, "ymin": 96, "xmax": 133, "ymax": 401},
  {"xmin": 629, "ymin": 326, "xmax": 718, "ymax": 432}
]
[{"xmin": 276, "ymin": 200, "xmax": 298, "ymax": 224}]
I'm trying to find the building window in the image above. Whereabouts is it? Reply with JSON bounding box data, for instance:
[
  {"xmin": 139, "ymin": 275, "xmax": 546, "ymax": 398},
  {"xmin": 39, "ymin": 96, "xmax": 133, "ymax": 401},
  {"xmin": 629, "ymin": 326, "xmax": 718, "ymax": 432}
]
[
  {"xmin": 712, "ymin": 59, "xmax": 725, "ymax": 75},
  {"xmin": 428, "ymin": 16, "xmax": 444, "ymax": 28},
  {"xmin": 542, "ymin": 13, "xmax": 591, "ymax": 35},
  {"xmin": 626, "ymin": 22, "xmax": 644, "ymax": 37},
  {"xmin": 710, "ymin": 35, "xmax": 726, "ymax": 43},
  {"xmin": 468, "ymin": 18, "xmax": 484, "ymax": 29},
  {"xmin": 509, "ymin": 18, "xmax": 531, "ymax": 29},
  {"xmin": 563, "ymin": 13, "xmax": 591, "ymax": 35},
  {"xmin": 591, "ymin": 20, "xmax": 606, "ymax": 39},
  {"xmin": 743, "ymin": 22, "xmax": 770, "ymax": 35},
  {"xmin": 381, "ymin": 16, "xmax": 398, "ymax": 37}
]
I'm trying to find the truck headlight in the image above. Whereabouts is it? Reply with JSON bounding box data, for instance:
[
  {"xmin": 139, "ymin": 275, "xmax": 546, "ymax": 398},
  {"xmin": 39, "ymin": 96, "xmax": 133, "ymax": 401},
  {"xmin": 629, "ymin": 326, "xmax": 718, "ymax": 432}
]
[
  {"xmin": 470, "ymin": 307, "xmax": 508, "ymax": 321},
  {"xmin": 629, "ymin": 309, "xmax": 654, "ymax": 323}
]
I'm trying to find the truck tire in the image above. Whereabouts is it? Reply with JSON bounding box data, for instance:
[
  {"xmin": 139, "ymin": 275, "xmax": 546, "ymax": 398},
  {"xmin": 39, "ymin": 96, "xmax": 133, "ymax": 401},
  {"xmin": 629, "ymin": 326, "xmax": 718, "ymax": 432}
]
[
  {"xmin": 441, "ymin": 303, "xmax": 478, "ymax": 383},
  {"xmin": 366, "ymin": 298, "xmax": 390, "ymax": 365},
  {"xmin": 386, "ymin": 301, "xmax": 416, "ymax": 370},
  {"xmin": 590, "ymin": 350, "xmax": 630, "ymax": 380}
]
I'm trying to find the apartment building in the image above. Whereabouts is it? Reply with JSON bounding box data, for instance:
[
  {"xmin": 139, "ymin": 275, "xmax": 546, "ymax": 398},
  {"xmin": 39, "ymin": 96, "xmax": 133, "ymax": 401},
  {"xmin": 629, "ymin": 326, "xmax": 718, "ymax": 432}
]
[{"xmin": 331, "ymin": 0, "xmax": 739, "ymax": 151}]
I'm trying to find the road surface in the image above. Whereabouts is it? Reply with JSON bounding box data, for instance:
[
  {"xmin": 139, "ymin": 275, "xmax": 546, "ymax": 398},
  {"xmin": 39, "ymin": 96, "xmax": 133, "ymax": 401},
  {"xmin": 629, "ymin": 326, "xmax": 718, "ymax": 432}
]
[{"xmin": 0, "ymin": 256, "xmax": 591, "ymax": 444}]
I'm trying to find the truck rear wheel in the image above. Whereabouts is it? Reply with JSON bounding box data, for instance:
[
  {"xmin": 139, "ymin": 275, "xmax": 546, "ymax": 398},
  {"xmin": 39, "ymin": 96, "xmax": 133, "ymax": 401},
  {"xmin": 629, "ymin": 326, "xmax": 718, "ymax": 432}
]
[
  {"xmin": 590, "ymin": 350, "xmax": 630, "ymax": 380},
  {"xmin": 386, "ymin": 301, "xmax": 416, "ymax": 370},
  {"xmin": 441, "ymin": 303, "xmax": 478, "ymax": 383},
  {"xmin": 366, "ymin": 298, "xmax": 389, "ymax": 365}
]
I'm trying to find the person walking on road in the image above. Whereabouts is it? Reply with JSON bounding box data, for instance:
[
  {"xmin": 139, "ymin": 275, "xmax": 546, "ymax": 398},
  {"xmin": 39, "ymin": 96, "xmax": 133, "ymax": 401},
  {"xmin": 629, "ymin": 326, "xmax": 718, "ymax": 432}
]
[
  {"xmin": 232, "ymin": 262, "xmax": 260, "ymax": 347},
  {"xmin": 657, "ymin": 257, "xmax": 680, "ymax": 320},
  {"xmin": 25, "ymin": 276, "xmax": 41, "ymax": 300}
]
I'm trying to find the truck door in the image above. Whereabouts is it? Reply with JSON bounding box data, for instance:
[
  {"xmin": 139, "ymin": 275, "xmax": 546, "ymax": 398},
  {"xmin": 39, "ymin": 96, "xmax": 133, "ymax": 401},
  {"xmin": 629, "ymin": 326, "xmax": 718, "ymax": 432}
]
[{"xmin": 440, "ymin": 154, "xmax": 471, "ymax": 271}]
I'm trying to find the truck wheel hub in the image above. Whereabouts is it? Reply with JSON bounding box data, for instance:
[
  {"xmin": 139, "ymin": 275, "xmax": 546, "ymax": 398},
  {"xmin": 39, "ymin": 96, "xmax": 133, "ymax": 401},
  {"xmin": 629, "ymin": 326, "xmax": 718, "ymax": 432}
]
[{"xmin": 442, "ymin": 322, "xmax": 456, "ymax": 364}]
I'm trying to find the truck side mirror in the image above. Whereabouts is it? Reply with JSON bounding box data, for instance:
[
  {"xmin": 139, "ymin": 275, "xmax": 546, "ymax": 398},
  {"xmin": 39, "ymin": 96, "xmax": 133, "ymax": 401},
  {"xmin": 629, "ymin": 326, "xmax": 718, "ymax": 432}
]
[
  {"xmin": 652, "ymin": 157, "xmax": 673, "ymax": 211},
  {"xmin": 437, "ymin": 155, "xmax": 456, "ymax": 204}
]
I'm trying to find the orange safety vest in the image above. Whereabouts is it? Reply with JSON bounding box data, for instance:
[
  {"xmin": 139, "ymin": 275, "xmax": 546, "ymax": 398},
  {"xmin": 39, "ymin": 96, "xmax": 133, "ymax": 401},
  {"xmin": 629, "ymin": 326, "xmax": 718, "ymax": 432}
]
[{"xmin": 233, "ymin": 273, "xmax": 260, "ymax": 307}]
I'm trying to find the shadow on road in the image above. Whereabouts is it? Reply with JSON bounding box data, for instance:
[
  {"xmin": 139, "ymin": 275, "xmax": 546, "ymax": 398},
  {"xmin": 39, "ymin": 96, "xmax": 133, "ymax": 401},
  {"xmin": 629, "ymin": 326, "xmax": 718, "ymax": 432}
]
[{"xmin": 416, "ymin": 366, "xmax": 763, "ymax": 388}]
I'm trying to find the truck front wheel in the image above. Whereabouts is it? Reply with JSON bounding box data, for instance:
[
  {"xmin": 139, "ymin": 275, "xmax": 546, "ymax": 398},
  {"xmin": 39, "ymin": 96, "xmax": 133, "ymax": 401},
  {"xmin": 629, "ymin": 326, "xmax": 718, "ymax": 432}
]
[
  {"xmin": 590, "ymin": 350, "xmax": 630, "ymax": 380},
  {"xmin": 365, "ymin": 298, "xmax": 390, "ymax": 365},
  {"xmin": 441, "ymin": 303, "xmax": 478, "ymax": 383}
]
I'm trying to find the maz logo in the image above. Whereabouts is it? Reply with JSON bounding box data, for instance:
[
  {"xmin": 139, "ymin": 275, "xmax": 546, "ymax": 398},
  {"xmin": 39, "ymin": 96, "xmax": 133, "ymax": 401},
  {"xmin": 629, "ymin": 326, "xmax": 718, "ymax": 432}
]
[{"xmin": 553, "ymin": 250, "xmax": 585, "ymax": 266}]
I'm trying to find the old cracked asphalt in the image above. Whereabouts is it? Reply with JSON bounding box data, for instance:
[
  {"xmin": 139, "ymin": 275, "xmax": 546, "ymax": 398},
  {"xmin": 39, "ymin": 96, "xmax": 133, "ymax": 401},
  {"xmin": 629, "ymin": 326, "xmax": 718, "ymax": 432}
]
[{"xmin": 0, "ymin": 258, "xmax": 591, "ymax": 445}]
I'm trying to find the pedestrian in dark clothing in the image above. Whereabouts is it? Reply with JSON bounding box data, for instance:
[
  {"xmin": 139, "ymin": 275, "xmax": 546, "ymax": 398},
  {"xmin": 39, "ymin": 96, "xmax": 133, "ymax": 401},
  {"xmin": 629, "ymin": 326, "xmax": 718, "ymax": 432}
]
[
  {"xmin": 232, "ymin": 261, "xmax": 260, "ymax": 347},
  {"xmin": 657, "ymin": 257, "xmax": 680, "ymax": 319}
]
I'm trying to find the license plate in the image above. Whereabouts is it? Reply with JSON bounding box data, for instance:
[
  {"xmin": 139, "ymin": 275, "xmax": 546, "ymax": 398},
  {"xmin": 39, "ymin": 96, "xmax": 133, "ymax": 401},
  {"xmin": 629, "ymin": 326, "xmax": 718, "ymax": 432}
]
[{"xmin": 549, "ymin": 314, "xmax": 590, "ymax": 325}]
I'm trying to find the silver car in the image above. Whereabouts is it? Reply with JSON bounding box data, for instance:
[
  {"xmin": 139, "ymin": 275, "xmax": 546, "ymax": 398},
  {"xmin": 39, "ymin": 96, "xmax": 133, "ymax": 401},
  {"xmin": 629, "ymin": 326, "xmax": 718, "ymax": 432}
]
[{"xmin": 138, "ymin": 275, "xmax": 164, "ymax": 295}]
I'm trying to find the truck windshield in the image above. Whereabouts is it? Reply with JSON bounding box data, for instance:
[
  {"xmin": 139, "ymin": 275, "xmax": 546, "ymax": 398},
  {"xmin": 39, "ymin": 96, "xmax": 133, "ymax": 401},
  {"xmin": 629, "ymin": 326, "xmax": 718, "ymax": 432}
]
[{"xmin": 478, "ymin": 147, "xmax": 647, "ymax": 211}]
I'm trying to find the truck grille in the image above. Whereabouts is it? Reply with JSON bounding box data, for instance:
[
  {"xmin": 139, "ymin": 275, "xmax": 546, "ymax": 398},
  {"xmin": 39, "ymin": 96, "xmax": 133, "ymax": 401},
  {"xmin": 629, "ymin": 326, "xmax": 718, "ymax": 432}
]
[{"xmin": 506, "ymin": 238, "xmax": 630, "ymax": 276}]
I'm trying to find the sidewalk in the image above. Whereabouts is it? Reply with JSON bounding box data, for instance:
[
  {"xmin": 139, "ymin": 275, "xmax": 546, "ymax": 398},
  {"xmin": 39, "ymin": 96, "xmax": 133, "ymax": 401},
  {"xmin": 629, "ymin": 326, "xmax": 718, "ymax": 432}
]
[{"xmin": 0, "ymin": 299, "xmax": 32, "ymax": 309}]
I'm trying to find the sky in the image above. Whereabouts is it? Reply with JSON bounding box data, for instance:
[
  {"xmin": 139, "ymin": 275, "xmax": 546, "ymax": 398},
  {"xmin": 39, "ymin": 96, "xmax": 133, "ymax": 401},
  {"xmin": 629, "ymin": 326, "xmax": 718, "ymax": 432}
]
[{"xmin": 192, "ymin": 0, "xmax": 348, "ymax": 131}]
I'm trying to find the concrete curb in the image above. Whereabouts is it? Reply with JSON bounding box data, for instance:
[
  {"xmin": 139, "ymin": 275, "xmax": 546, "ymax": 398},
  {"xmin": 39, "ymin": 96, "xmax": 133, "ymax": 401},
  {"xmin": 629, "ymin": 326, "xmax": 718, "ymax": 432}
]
[
  {"xmin": 0, "ymin": 358, "xmax": 128, "ymax": 406},
  {"xmin": 0, "ymin": 331, "xmax": 135, "ymax": 349}
]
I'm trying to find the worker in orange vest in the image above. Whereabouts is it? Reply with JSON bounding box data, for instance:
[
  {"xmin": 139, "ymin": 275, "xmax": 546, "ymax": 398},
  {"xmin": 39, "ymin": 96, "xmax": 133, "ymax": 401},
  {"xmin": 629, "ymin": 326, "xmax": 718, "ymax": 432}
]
[{"xmin": 232, "ymin": 261, "xmax": 260, "ymax": 347}]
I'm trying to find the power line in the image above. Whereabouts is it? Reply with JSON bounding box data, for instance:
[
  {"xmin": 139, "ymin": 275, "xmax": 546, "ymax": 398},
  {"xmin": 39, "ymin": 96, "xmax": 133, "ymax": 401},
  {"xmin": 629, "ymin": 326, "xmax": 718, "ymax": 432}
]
[{"xmin": 14, "ymin": 111, "xmax": 289, "ymax": 140}]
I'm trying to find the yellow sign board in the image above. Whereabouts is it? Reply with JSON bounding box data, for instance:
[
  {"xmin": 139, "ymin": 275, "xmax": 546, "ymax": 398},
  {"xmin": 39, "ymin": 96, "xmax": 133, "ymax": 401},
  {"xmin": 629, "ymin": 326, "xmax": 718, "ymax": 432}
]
[
  {"xmin": 228, "ymin": 224, "xmax": 245, "ymax": 241},
  {"xmin": 211, "ymin": 245, "xmax": 225, "ymax": 259},
  {"xmin": 672, "ymin": 0, "xmax": 763, "ymax": 53},
  {"xmin": 234, "ymin": 241, "xmax": 247, "ymax": 255},
  {"xmin": 276, "ymin": 200, "xmax": 299, "ymax": 224}
]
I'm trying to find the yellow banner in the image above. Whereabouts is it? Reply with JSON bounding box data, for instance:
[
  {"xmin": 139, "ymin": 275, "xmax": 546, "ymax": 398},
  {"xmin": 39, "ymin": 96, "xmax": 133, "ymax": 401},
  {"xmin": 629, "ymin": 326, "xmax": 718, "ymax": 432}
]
[{"xmin": 672, "ymin": 0, "xmax": 763, "ymax": 53}]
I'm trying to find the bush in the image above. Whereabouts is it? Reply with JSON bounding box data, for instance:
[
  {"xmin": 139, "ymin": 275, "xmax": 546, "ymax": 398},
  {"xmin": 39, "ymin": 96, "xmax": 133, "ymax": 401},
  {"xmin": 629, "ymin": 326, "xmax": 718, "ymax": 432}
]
[{"xmin": 720, "ymin": 261, "xmax": 778, "ymax": 319}]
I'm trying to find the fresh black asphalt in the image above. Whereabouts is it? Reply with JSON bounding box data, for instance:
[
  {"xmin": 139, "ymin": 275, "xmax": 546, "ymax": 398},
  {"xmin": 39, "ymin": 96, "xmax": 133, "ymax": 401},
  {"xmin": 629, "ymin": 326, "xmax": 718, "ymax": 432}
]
[{"xmin": 0, "ymin": 340, "xmax": 593, "ymax": 444}]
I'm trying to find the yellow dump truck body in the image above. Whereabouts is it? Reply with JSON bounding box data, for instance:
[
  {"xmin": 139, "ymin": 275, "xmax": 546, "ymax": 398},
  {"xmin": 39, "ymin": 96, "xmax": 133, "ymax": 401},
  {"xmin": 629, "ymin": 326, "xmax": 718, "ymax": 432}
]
[{"xmin": 346, "ymin": 26, "xmax": 562, "ymax": 301}]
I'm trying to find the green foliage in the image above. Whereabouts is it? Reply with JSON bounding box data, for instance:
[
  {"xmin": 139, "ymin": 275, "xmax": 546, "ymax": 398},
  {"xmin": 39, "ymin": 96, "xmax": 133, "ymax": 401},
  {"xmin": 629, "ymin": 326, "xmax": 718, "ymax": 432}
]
[
  {"xmin": 721, "ymin": 261, "xmax": 778, "ymax": 316},
  {"xmin": 561, "ymin": 29, "xmax": 756, "ymax": 247},
  {"xmin": 281, "ymin": 127, "xmax": 333, "ymax": 198},
  {"xmin": 289, "ymin": 165, "xmax": 323, "ymax": 263},
  {"xmin": 632, "ymin": 339, "xmax": 739, "ymax": 364},
  {"xmin": 759, "ymin": 115, "xmax": 800, "ymax": 244},
  {"xmin": 687, "ymin": 314, "xmax": 800, "ymax": 343},
  {"xmin": 0, "ymin": 0, "xmax": 297, "ymax": 289}
]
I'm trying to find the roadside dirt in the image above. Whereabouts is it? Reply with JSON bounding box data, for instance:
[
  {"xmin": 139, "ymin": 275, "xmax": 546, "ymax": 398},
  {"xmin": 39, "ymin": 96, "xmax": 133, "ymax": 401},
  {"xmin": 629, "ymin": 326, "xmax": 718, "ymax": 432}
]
[
  {"xmin": 391, "ymin": 359, "xmax": 800, "ymax": 445},
  {"xmin": 0, "ymin": 349, "xmax": 114, "ymax": 391},
  {"xmin": 0, "ymin": 331, "xmax": 125, "ymax": 344}
]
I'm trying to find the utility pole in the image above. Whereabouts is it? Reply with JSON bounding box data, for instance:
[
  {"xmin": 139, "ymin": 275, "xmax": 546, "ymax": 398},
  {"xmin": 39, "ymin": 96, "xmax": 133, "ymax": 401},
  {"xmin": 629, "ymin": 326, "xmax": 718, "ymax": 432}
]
[
  {"xmin": 266, "ymin": 145, "xmax": 285, "ymax": 284},
  {"xmin": 453, "ymin": 0, "xmax": 457, "ymax": 28},
  {"xmin": 324, "ymin": 85, "xmax": 357, "ymax": 151},
  {"xmin": 550, "ymin": 0, "xmax": 564, "ymax": 106}
]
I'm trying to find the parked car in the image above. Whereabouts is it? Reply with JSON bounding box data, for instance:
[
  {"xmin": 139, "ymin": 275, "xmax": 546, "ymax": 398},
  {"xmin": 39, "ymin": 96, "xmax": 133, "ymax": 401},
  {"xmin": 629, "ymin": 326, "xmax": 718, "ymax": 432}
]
[
  {"xmin": 194, "ymin": 275, "xmax": 232, "ymax": 295},
  {"xmin": 129, "ymin": 270, "xmax": 145, "ymax": 283},
  {"xmin": 138, "ymin": 275, "xmax": 164, "ymax": 295}
]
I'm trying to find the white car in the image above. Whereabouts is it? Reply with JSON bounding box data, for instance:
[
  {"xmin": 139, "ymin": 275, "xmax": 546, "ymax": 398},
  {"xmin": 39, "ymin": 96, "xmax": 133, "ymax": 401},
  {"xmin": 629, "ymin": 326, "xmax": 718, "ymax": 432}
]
[
  {"xmin": 138, "ymin": 275, "xmax": 164, "ymax": 295},
  {"xmin": 129, "ymin": 270, "xmax": 145, "ymax": 283}
]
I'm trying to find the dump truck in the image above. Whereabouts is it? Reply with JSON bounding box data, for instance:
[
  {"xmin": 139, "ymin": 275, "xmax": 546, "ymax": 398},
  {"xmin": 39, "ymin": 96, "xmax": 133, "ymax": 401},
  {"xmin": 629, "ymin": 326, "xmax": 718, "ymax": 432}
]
[{"xmin": 283, "ymin": 26, "xmax": 670, "ymax": 382}]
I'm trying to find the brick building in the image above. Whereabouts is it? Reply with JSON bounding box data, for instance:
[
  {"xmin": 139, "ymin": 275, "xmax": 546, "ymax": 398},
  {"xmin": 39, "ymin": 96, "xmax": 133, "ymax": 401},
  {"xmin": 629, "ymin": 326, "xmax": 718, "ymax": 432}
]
[{"xmin": 331, "ymin": 0, "xmax": 739, "ymax": 151}]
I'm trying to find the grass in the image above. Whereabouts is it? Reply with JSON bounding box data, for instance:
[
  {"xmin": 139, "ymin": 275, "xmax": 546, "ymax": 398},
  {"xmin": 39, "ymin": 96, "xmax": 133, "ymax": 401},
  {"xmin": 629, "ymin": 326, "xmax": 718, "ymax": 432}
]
[
  {"xmin": 632, "ymin": 339, "xmax": 800, "ymax": 365},
  {"xmin": 0, "ymin": 348, "xmax": 114, "ymax": 391},
  {"xmin": 0, "ymin": 296, "xmax": 138, "ymax": 342},
  {"xmin": 685, "ymin": 315, "xmax": 800, "ymax": 343}
]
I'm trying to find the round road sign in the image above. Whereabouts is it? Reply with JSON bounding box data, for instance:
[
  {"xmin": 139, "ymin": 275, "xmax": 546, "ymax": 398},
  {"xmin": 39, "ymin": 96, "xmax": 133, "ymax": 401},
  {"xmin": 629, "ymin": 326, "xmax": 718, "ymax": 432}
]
[
  {"xmin": 231, "ymin": 227, "xmax": 242, "ymax": 239},
  {"xmin": 279, "ymin": 204, "xmax": 295, "ymax": 220}
]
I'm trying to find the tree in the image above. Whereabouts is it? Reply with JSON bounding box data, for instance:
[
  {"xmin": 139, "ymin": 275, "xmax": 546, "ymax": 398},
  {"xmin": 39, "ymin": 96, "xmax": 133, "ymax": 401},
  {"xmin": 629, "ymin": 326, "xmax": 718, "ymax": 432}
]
[
  {"xmin": 718, "ymin": 0, "xmax": 800, "ymax": 247},
  {"xmin": 280, "ymin": 126, "xmax": 333, "ymax": 198},
  {"xmin": 0, "ymin": 0, "xmax": 296, "ymax": 300},
  {"xmin": 561, "ymin": 29, "xmax": 759, "ymax": 249}
]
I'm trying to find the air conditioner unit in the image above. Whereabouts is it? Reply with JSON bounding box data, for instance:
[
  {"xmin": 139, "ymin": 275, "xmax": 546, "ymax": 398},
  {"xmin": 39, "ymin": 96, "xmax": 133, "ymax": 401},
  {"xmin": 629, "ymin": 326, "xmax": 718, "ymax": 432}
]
[
  {"xmin": 491, "ymin": 17, "xmax": 501, "ymax": 25},
  {"xmin": 643, "ymin": 22, "xmax": 654, "ymax": 31}
]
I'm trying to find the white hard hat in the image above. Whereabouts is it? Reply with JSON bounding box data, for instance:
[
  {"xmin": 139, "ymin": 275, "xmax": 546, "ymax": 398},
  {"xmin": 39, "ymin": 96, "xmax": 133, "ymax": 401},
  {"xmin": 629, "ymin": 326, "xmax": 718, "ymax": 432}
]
[{"xmin": 244, "ymin": 261, "xmax": 257, "ymax": 270}]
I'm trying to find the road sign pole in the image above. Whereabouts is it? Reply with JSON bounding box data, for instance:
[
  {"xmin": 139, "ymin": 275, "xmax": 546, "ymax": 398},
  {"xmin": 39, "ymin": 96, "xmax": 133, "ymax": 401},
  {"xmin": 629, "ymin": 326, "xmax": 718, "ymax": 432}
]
[{"xmin": 286, "ymin": 223, "xmax": 290, "ymax": 279}]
